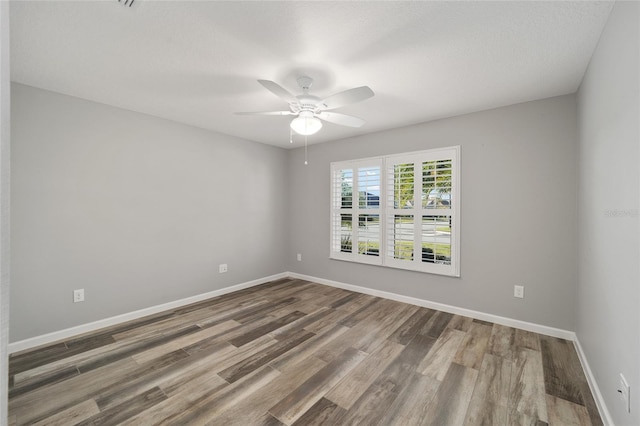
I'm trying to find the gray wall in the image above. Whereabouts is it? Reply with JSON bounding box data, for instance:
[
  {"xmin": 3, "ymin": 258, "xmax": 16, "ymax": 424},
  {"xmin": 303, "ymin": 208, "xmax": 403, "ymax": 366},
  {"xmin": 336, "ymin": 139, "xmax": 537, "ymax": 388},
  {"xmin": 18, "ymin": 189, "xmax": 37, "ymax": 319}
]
[
  {"xmin": 576, "ymin": 1, "xmax": 639, "ymax": 424},
  {"xmin": 1, "ymin": 1, "xmax": 10, "ymax": 421},
  {"xmin": 288, "ymin": 95, "xmax": 578, "ymax": 331},
  {"xmin": 10, "ymin": 83, "xmax": 289, "ymax": 342}
]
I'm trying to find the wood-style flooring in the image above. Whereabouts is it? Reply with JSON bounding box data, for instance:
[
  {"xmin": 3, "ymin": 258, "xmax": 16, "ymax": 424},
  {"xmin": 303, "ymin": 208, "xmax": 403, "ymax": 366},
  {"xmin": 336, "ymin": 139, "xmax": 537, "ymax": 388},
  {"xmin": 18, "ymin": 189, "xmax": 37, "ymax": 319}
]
[{"xmin": 8, "ymin": 278, "xmax": 603, "ymax": 425}]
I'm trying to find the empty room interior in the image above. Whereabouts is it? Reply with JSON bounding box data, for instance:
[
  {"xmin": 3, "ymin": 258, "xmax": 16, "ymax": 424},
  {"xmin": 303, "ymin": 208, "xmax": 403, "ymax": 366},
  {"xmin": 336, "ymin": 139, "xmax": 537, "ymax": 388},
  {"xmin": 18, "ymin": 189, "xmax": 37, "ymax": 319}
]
[{"xmin": 0, "ymin": 1, "xmax": 639, "ymax": 425}]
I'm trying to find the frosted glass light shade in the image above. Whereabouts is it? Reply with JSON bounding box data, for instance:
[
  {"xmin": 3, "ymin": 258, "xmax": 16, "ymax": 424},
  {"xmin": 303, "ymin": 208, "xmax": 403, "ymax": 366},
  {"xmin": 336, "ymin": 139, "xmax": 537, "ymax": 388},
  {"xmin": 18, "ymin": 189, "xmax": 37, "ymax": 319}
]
[{"xmin": 290, "ymin": 113, "xmax": 322, "ymax": 136}]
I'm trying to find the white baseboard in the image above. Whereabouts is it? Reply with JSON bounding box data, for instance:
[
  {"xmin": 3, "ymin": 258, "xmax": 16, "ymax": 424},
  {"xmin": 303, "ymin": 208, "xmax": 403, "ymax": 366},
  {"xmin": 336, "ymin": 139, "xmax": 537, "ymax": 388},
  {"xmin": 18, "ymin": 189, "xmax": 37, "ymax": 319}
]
[
  {"xmin": 8, "ymin": 272, "xmax": 287, "ymax": 354},
  {"xmin": 288, "ymin": 272, "xmax": 575, "ymax": 340},
  {"xmin": 574, "ymin": 338, "xmax": 614, "ymax": 426}
]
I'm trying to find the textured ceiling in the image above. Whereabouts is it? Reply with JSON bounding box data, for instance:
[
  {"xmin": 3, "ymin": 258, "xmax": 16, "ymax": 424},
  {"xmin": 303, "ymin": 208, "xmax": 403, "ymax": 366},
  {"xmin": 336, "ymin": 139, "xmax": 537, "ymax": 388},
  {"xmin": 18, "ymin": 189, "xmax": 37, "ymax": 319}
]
[{"xmin": 10, "ymin": 1, "xmax": 613, "ymax": 148}]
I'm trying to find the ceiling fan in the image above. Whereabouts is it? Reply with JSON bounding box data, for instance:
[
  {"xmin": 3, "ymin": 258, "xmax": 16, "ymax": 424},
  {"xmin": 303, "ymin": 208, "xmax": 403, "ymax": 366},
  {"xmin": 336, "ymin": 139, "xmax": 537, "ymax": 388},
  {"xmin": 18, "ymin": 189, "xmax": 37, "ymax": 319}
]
[{"xmin": 235, "ymin": 76, "xmax": 374, "ymax": 136}]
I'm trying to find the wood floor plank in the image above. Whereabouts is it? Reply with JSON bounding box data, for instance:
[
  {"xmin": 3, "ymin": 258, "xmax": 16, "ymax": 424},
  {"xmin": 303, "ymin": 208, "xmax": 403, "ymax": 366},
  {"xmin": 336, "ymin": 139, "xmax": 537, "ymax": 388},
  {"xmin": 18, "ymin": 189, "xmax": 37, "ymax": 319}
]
[
  {"xmin": 333, "ymin": 293, "xmax": 377, "ymax": 314},
  {"xmin": 419, "ymin": 310, "xmax": 454, "ymax": 339},
  {"xmin": 546, "ymin": 394, "xmax": 592, "ymax": 426},
  {"xmin": 302, "ymin": 307, "xmax": 352, "ymax": 335},
  {"xmin": 539, "ymin": 335, "xmax": 584, "ymax": 405},
  {"xmin": 488, "ymin": 324, "xmax": 517, "ymax": 360},
  {"xmin": 328, "ymin": 292, "xmax": 361, "ymax": 309},
  {"xmin": 192, "ymin": 299, "xmax": 272, "ymax": 329},
  {"xmin": 268, "ymin": 324, "xmax": 350, "ymax": 371},
  {"xmin": 515, "ymin": 328, "xmax": 541, "ymax": 351},
  {"xmin": 422, "ymin": 362, "xmax": 478, "ymax": 426},
  {"xmin": 131, "ymin": 319, "xmax": 238, "ymax": 364},
  {"xmin": 90, "ymin": 349, "xmax": 191, "ymax": 411},
  {"xmin": 419, "ymin": 327, "xmax": 466, "ymax": 381},
  {"xmin": 255, "ymin": 413, "xmax": 287, "ymax": 426},
  {"xmin": 508, "ymin": 348, "xmax": 549, "ymax": 424},
  {"xmin": 355, "ymin": 303, "xmax": 419, "ymax": 354},
  {"xmin": 379, "ymin": 372, "xmax": 440, "ymax": 426},
  {"xmin": 8, "ymin": 279, "xmax": 603, "ymax": 426},
  {"xmin": 581, "ymin": 383, "xmax": 604, "ymax": 426},
  {"xmin": 268, "ymin": 307, "xmax": 333, "ymax": 341},
  {"xmin": 338, "ymin": 297, "xmax": 382, "ymax": 327},
  {"xmin": 447, "ymin": 314, "xmax": 474, "ymax": 332},
  {"xmin": 229, "ymin": 311, "xmax": 307, "ymax": 347},
  {"xmin": 540, "ymin": 335, "xmax": 603, "ymax": 426},
  {"xmin": 453, "ymin": 322, "xmax": 492, "ymax": 370},
  {"xmin": 14, "ymin": 326, "xmax": 199, "ymax": 385},
  {"xmin": 160, "ymin": 365, "xmax": 281, "ymax": 425},
  {"xmin": 110, "ymin": 308, "xmax": 211, "ymax": 342},
  {"xmin": 161, "ymin": 367, "xmax": 228, "ymax": 401},
  {"xmin": 99, "ymin": 310, "xmax": 179, "ymax": 339},
  {"xmin": 9, "ymin": 341, "xmax": 90, "ymax": 379},
  {"xmin": 291, "ymin": 397, "xmax": 347, "ymax": 426},
  {"xmin": 325, "ymin": 339, "xmax": 405, "ymax": 409},
  {"xmin": 76, "ymin": 386, "xmax": 167, "ymax": 426},
  {"xmin": 206, "ymin": 355, "xmax": 327, "ymax": 426},
  {"xmin": 233, "ymin": 297, "xmax": 299, "ymax": 324},
  {"xmin": 463, "ymin": 353, "xmax": 512, "ymax": 426},
  {"xmin": 31, "ymin": 399, "xmax": 100, "ymax": 426},
  {"xmin": 12, "ymin": 337, "xmax": 132, "ymax": 386},
  {"xmin": 311, "ymin": 321, "xmax": 377, "ymax": 363},
  {"xmin": 9, "ymin": 365, "xmax": 79, "ymax": 399},
  {"xmin": 180, "ymin": 322, "xmax": 270, "ymax": 356},
  {"xmin": 336, "ymin": 334, "xmax": 436, "ymax": 425},
  {"xmin": 78, "ymin": 325, "xmax": 201, "ymax": 374},
  {"xmin": 387, "ymin": 307, "xmax": 436, "ymax": 345},
  {"xmin": 268, "ymin": 346, "xmax": 368, "ymax": 424},
  {"xmin": 197, "ymin": 334, "xmax": 278, "ymax": 373},
  {"xmin": 268, "ymin": 298, "xmax": 322, "ymax": 317},
  {"xmin": 118, "ymin": 394, "xmax": 195, "ymax": 426},
  {"xmin": 9, "ymin": 357, "xmax": 141, "ymax": 424},
  {"xmin": 218, "ymin": 330, "xmax": 315, "ymax": 383}
]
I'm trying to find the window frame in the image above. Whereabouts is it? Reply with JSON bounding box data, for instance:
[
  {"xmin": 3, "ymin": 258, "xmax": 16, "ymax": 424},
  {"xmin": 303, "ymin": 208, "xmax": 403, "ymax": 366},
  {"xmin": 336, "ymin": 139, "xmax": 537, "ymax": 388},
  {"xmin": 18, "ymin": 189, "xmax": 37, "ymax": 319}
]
[{"xmin": 330, "ymin": 146, "xmax": 460, "ymax": 277}]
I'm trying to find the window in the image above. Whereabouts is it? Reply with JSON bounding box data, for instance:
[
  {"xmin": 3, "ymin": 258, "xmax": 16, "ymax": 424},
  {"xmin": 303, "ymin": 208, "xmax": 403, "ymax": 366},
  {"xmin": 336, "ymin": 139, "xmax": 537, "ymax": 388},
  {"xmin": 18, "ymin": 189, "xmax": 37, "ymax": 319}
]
[{"xmin": 330, "ymin": 146, "xmax": 460, "ymax": 276}]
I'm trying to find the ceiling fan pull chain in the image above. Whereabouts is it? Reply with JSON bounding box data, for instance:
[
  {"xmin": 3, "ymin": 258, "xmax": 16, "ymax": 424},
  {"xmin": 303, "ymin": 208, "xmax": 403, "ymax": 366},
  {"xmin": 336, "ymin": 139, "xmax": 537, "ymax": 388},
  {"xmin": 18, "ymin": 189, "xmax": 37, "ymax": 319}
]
[
  {"xmin": 289, "ymin": 126, "xmax": 293, "ymax": 144},
  {"xmin": 304, "ymin": 135, "xmax": 308, "ymax": 165}
]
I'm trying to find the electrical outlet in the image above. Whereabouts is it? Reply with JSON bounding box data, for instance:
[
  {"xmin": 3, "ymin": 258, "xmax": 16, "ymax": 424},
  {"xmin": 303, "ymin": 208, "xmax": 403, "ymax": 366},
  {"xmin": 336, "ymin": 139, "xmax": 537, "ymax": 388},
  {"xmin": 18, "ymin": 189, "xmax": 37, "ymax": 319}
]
[
  {"xmin": 219, "ymin": 264, "xmax": 228, "ymax": 273},
  {"xmin": 619, "ymin": 373, "xmax": 631, "ymax": 413},
  {"xmin": 73, "ymin": 289, "xmax": 85, "ymax": 303},
  {"xmin": 297, "ymin": 253, "xmax": 302, "ymax": 261},
  {"xmin": 514, "ymin": 285, "xmax": 524, "ymax": 299}
]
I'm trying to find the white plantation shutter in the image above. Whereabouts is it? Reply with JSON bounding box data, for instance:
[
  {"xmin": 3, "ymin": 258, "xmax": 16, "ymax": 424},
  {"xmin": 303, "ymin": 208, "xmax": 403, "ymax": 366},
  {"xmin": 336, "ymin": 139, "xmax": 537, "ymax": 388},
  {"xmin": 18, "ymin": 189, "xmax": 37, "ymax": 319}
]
[
  {"xmin": 330, "ymin": 160, "xmax": 382, "ymax": 265},
  {"xmin": 330, "ymin": 146, "xmax": 459, "ymax": 277},
  {"xmin": 384, "ymin": 147, "xmax": 459, "ymax": 275}
]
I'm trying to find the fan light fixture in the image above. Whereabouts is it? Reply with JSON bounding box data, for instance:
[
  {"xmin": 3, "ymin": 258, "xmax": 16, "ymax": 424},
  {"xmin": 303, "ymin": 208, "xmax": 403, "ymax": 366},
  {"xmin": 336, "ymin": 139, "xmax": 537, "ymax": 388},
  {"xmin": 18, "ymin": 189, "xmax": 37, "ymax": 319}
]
[
  {"xmin": 235, "ymin": 76, "xmax": 375, "ymax": 146},
  {"xmin": 290, "ymin": 111, "xmax": 322, "ymax": 136}
]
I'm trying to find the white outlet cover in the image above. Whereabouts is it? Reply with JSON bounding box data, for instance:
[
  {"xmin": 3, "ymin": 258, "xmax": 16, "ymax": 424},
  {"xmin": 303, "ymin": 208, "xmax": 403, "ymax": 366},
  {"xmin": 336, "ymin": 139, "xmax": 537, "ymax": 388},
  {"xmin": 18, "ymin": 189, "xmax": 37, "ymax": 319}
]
[
  {"xmin": 514, "ymin": 285, "xmax": 524, "ymax": 298},
  {"xmin": 619, "ymin": 374, "xmax": 631, "ymax": 413}
]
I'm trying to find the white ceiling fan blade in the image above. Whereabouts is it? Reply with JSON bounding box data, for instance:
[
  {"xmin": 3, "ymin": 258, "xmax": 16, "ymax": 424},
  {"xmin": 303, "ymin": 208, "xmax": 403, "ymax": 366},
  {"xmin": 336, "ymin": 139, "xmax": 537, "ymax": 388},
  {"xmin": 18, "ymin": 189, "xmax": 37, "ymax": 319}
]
[
  {"xmin": 318, "ymin": 86, "xmax": 374, "ymax": 110},
  {"xmin": 316, "ymin": 112, "xmax": 365, "ymax": 128},
  {"xmin": 234, "ymin": 111, "xmax": 295, "ymax": 116},
  {"xmin": 257, "ymin": 80, "xmax": 299, "ymax": 104}
]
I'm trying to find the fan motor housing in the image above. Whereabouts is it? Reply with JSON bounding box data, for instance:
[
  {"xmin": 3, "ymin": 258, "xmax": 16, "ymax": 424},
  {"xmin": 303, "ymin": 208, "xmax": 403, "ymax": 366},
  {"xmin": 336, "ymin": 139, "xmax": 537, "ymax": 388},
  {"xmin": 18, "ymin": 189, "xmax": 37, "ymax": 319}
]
[{"xmin": 296, "ymin": 94, "xmax": 321, "ymax": 110}]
